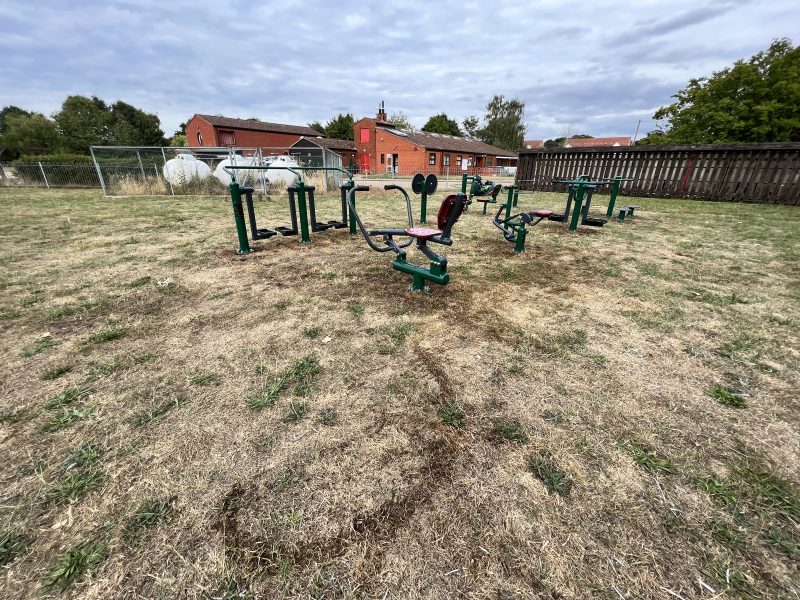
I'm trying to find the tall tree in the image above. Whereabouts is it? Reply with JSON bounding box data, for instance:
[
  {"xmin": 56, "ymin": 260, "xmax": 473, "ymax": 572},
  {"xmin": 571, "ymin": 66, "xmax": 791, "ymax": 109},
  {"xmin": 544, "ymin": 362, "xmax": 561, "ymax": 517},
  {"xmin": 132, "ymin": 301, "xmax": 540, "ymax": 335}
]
[
  {"xmin": 53, "ymin": 95, "xmax": 113, "ymax": 153},
  {"xmin": 462, "ymin": 115, "xmax": 480, "ymax": 138},
  {"xmin": 2, "ymin": 113, "xmax": 62, "ymax": 152},
  {"xmin": 422, "ymin": 113, "xmax": 462, "ymax": 136},
  {"xmin": 307, "ymin": 121, "xmax": 325, "ymax": 135},
  {"xmin": 0, "ymin": 106, "xmax": 33, "ymax": 137},
  {"xmin": 323, "ymin": 113, "xmax": 354, "ymax": 140},
  {"xmin": 110, "ymin": 101, "xmax": 166, "ymax": 146},
  {"xmin": 642, "ymin": 38, "xmax": 800, "ymax": 144},
  {"xmin": 388, "ymin": 111, "xmax": 412, "ymax": 130},
  {"xmin": 479, "ymin": 95, "xmax": 526, "ymax": 151}
]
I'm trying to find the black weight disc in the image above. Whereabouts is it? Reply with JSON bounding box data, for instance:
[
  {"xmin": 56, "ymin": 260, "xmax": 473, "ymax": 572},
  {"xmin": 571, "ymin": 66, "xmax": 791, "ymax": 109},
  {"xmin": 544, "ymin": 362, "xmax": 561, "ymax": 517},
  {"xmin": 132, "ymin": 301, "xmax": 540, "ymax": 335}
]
[
  {"xmin": 411, "ymin": 173, "xmax": 425, "ymax": 194},
  {"xmin": 424, "ymin": 173, "xmax": 438, "ymax": 195}
]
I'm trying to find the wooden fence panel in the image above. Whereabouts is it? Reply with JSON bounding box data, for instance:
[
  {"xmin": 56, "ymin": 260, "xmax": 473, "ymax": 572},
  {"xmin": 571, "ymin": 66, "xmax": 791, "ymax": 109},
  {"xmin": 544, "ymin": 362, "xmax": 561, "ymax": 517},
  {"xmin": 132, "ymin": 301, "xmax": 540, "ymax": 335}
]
[{"xmin": 516, "ymin": 143, "xmax": 800, "ymax": 204}]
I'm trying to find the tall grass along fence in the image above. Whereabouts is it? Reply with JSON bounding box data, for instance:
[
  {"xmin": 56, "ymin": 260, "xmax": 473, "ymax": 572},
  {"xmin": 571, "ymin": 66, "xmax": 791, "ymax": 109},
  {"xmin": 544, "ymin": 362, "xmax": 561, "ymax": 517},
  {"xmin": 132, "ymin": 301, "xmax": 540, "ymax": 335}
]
[{"xmin": 516, "ymin": 142, "xmax": 800, "ymax": 205}]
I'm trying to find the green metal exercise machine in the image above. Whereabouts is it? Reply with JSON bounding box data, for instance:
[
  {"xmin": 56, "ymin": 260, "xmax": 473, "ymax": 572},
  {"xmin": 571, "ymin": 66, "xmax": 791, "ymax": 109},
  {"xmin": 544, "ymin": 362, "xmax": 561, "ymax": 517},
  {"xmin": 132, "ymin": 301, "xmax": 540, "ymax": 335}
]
[
  {"xmin": 460, "ymin": 173, "xmax": 496, "ymax": 211},
  {"xmin": 346, "ymin": 184, "xmax": 467, "ymax": 292},
  {"xmin": 411, "ymin": 173, "xmax": 438, "ymax": 224}
]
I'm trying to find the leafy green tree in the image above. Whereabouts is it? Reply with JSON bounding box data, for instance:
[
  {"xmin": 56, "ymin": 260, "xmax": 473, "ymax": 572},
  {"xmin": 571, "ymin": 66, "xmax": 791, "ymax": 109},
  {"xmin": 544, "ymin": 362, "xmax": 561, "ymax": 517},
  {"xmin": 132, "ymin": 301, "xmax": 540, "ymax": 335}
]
[
  {"xmin": 323, "ymin": 113, "xmax": 354, "ymax": 140},
  {"xmin": 110, "ymin": 101, "xmax": 166, "ymax": 146},
  {"xmin": 54, "ymin": 96, "xmax": 113, "ymax": 153},
  {"xmin": 544, "ymin": 134, "xmax": 592, "ymax": 148},
  {"xmin": 0, "ymin": 106, "xmax": 33, "ymax": 137},
  {"xmin": 422, "ymin": 113, "xmax": 462, "ymax": 136},
  {"xmin": 479, "ymin": 95, "xmax": 526, "ymax": 151},
  {"xmin": 2, "ymin": 113, "xmax": 63, "ymax": 151},
  {"xmin": 388, "ymin": 111, "xmax": 412, "ymax": 130},
  {"xmin": 642, "ymin": 38, "xmax": 800, "ymax": 144},
  {"xmin": 169, "ymin": 133, "xmax": 187, "ymax": 147},
  {"xmin": 308, "ymin": 121, "xmax": 325, "ymax": 135},
  {"xmin": 462, "ymin": 115, "xmax": 480, "ymax": 138}
]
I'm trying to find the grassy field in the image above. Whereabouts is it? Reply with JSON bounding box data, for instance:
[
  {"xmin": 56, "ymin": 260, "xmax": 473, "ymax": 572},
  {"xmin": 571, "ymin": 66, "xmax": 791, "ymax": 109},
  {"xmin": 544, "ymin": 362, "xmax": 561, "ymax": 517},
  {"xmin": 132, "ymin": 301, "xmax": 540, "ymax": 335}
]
[{"xmin": 0, "ymin": 187, "xmax": 798, "ymax": 600}]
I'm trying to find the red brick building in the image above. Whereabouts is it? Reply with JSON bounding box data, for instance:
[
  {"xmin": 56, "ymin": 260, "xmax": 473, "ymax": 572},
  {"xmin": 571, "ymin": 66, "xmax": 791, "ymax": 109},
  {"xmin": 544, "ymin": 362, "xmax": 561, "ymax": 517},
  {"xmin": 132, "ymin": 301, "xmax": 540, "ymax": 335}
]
[
  {"xmin": 353, "ymin": 105, "xmax": 517, "ymax": 175},
  {"xmin": 185, "ymin": 114, "xmax": 323, "ymax": 150},
  {"xmin": 289, "ymin": 136, "xmax": 357, "ymax": 168}
]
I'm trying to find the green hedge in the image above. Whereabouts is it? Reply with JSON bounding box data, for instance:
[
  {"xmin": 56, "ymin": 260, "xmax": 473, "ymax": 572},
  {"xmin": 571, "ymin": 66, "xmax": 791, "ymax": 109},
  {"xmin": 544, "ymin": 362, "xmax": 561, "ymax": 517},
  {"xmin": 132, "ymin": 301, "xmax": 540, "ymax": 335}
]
[{"xmin": 13, "ymin": 153, "xmax": 95, "ymax": 165}]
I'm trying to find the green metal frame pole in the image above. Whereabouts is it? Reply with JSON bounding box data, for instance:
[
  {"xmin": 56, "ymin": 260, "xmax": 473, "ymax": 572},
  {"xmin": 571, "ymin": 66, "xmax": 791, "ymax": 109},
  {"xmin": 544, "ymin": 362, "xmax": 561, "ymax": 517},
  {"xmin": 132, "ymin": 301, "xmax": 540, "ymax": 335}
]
[
  {"xmin": 504, "ymin": 187, "xmax": 514, "ymax": 221},
  {"xmin": 420, "ymin": 191, "xmax": 428, "ymax": 224},
  {"xmin": 514, "ymin": 225, "xmax": 527, "ymax": 254},
  {"xmin": 348, "ymin": 184, "xmax": 357, "ymax": 235},
  {"xmin": 513, "ymin": 188, "xmax": 519, "ymax": 207},
  {"xmin": 461, "ymin": 173, "xmax": 467, "ymax": 194},
  {"xmin": 295, "ymin": 181, "xmax": 311, "ymax": 243},
  {"xmin": 229, "ymin": 182, "xmax": 252, "ymax": 254},
  {"xmin": 606, "ymin": 176, "xmax": 622, "ymax": 218},
  {"xmin": 568, "ymin": 184, "xmax": 586, "ymax": 232}
]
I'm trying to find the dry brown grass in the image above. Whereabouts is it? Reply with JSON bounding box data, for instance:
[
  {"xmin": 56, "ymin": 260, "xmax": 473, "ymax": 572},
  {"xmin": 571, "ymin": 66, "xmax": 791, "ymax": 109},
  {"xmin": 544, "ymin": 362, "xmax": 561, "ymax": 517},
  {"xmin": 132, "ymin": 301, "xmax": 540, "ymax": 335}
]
[{"xmin": 0, "ymin": 187, "xmax": 798, "ymax": 599}]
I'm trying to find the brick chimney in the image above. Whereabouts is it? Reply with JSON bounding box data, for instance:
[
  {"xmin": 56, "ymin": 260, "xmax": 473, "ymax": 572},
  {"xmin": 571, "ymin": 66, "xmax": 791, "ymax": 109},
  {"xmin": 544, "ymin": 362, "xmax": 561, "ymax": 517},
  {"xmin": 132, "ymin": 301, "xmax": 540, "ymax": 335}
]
[{"xmin": 376, "ymin": 100, "xmax": 387, "ymax": 123}]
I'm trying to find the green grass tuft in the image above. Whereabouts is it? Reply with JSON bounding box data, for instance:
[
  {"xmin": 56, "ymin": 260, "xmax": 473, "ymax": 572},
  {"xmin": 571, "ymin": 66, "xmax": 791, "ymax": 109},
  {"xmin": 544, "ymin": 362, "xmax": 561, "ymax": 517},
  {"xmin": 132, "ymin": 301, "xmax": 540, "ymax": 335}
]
[
  {"xmin": 41, "ymin": 406, "xmax": 94, "ymax": 432},
  {"xmin": 190, "ymin": 371, "xmax": 220, "ymax": 386},
  {"xmin": 282, "ymin": 402, "xmax": 308, "ymax": 423},
  {"xmin": 527, "ymin": 452, "xmax": 572, "ymax": 496},
  {"xmin": 123, "ymin": 497, "xmax": 177, "ymax": 544},
  {"xmin": 0, "ymin": 529, "xmax": 29, "ymax": 566},
  {"xmin": 620, "ymin": 441, "xmax": 675, "ymax": 475},
  {"xmin": 44, "ymin": 387, "xmax": 90, "ymax": 410},
  {"xmin": 303, "ymin": 327, "xmax": 321, "ymax": 339},
  {"xmin": 47, "ymin": 468, "xmax": 104, "ymax": 503},
  {"xmin": 248, "ymin": 355, "xmax": 321, "ymax": 410},
  {"xmin": 132, "ymin": 395, "xmax": 189, "ymax": 426},
  {"xmin": 707, "ymin": 384, "xmax": 747, "ymax": 408},
  {"xmin": 438, "ymin": 401, "xmax": 466, "ymax": 428},
  {"xmin": 42, "ymin": 364, "xmax": 73, "ymax": 380},
  {"xmin": 88, "ymin": 326, "xmax": 127, "ymax": 344},
  {"xmin": 44, "ymin": 542, "xmax": 109, "ymax": 591},
  {"xmin": 492, "ymin": 420, "xmax": 529, "ymax": 444},
  {"xmin": 20, "ymin": 336, "xmax": 56, "ymax": 357},
  {"xmin": 317, "ymin": 408, "xmax": 339, "ymax": 426},
  {"xmin": 63, "ymin": 443, "xmax": 103, "ymax": 470}
]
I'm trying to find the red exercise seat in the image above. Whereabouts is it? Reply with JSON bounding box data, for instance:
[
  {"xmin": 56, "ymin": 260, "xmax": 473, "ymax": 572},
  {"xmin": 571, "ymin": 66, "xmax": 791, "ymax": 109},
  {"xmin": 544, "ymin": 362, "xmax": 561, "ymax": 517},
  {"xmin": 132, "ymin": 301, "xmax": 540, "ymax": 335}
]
[
  {"xmin": 529, "ymin": 209, "xmax": 553, "ymax": 217},
  {"xmin": 405, "ymin": 227, "xmax": 441, "ymax": 239}
]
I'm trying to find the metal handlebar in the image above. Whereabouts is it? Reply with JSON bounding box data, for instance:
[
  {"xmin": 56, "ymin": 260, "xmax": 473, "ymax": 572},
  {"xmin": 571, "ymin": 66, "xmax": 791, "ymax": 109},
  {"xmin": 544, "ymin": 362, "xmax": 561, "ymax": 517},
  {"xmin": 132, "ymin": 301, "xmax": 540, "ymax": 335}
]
[{"xmin": 346, "ymin": 186, "xmax": 413, "ymax": 254}]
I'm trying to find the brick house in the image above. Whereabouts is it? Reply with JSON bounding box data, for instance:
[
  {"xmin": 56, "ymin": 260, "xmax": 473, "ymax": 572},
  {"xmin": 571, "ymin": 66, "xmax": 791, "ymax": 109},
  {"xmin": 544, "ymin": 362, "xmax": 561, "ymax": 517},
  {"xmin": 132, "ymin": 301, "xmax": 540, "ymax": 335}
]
[
  {"xmin": 353, "ymin": 105, "xmax": 517, "ymax": 175},
  {"xmin": 289, "ymin": 136, "xmax": 357, "ymax": 169},
  {"xmin": 185, "ymin": 114, "xmax": 323, "ymax": 151},
  {"xmin": 524, "ymin": 139, "xmax": 544, "ymax": 149}
]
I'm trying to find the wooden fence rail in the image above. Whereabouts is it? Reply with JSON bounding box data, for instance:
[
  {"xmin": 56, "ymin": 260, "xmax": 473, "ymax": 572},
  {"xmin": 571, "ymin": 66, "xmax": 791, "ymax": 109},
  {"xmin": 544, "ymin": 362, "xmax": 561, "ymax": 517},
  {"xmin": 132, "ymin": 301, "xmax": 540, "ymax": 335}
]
[{"xmin": 515, "ymin": 143, "xmax": 800, "ymax": 205}]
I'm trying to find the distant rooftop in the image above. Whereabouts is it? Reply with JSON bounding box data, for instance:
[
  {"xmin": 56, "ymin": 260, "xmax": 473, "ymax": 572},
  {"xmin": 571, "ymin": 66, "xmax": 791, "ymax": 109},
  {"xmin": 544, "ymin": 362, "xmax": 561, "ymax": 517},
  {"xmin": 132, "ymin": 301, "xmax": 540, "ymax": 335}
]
[
  {"xmin": 378, "ymin": 126, "xmax": 517, "ymax": 157},
  {"xmin": 195, "ymin": 114, "xmax": 324, "ymax": 137},
  {"xmin": 564, "ymin": 136, "xmax": 632, "ymax": 148}
]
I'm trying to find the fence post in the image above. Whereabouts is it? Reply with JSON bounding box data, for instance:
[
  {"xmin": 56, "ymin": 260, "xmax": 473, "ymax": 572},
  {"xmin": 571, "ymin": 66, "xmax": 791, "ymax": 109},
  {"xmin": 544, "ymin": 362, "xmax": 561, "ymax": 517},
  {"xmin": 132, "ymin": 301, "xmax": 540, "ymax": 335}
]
[
  {"xmin": 136, "ymin": 151, "xmax": 146, "ymax": 179},
  {"xmin": 89, "ymin": 147, "xmax": 107, "ymax": 195},
  {"xmin": 38, "ymin": 162, "xmax": 50, "ymax": 188},
  {"xmin": 160, "ymin": 147, "xmax": 175, "ymax": 196}
]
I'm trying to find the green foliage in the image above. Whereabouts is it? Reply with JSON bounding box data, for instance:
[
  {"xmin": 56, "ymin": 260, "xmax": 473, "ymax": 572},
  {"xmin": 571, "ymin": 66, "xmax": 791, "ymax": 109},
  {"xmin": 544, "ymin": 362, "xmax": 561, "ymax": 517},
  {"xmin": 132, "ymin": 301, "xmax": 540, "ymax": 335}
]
[
  {"xmin": 42, "ymin": 364, "xmax": 73, "ymax": 380},
  {"xmin": 527, "ymin": 452, "xmax": 572, "ymax": 496},
  {"xmin": 477, "ymin": 95, "xmax": 526, "ymax": 151},
  {"xmin": 422, "ymin": 113, "xmax": 462, "ymax": 136},
  {"xmin": 169, "ymin": 133, "xmax": 187, "ymax": 147},
  {"xmin": 492, "ymin": 420, "xmax": 529, "ymax": 444},
  {"xmin": 53, "ymin": 95, "xmax": 166, "ymax": 154},
  {"xmin": 642, "ymin": 39, "xmax": 800, "ymax": 143},
  {"xmin": 620, "ymin": 441, "xmax": 675, "ymax": 475},
  {"xmin": 0, "ymin": 105, "xmax": 32, "ymax": 137},
  {"xmin": 13, "ymin": 153, "xmax": 94, "ymax": 164},
  {"xmin": 123, "ymin": 497, "xmax": 177, "ymax": 544},
  {"xmin": 44, "ymin": 387, "xmax": 89, "ymax": 409},
  {"xmin": 438, "ymin": 401, "xmax": 466, "ymax": 428},
  {"xmin": 248, "ymin": 355, "xmax": 322, "ymax": 410},
  {"xmin": 0, "ymin": 529, "xmax": 29, "ymax": 566},
  {"xmin": 462, "ymin": 115, "xmax": 480, "ymax": 138},
  {"xmin": 132, "ymin": 395, "xmax": 189, "ymax": 426},
  {"xmin": 388, "ymin": 110, "xmax": 412, "ymax": 130},
  {"xmin": 544, "ymin": 134, "xmax": 592, "ymax": 148},
  {"xmin": 2, "ymin": 113, "xmax": 63, "ymax": 152},
  {"xmin": 42, "ymin": 406, "xmax": 94, "ymax": 432},
  {"xmin": 44, "ymin": 542, "xmax": 108, "ymax": 590},
  {"xmin": 47, "ymin": 468, "xmax": 104, "ymax": 503},
  {"xmin": 707, "ymin": 384, "xmax": 748, "ymax": 408},
  {"xmin": 324, "ymin": 113, "xmax": 354, "ymax": 140}
]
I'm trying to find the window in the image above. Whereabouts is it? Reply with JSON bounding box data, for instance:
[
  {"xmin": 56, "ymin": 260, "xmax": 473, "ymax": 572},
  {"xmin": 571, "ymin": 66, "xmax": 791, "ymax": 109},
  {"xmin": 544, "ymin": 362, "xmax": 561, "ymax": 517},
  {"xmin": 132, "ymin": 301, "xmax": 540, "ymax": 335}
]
[
  {"xmin": 219, "ymin": 130, "xmax": 235, "ymax": 145},
  {"xmin": 487, "ymin": 157, "xmax": 493, "ymax": 167},
  {"xmin": 429, "ymin": 153, "xmax": 436, "ymax": 165},
  {"xmin": 456, "ymin": 155, "xmax": 462, "ymax": 166},
  {"xmin": 468, "ymin": 157, "xmax": 473, "ymax": 166},
  {"xmin": 443, "ymin": 154, "xmax": 450, "ymax": 166},
  {"xmin": 360, "ymin": 128, "xmax": 370, "ymax": 143},
  {"xmin": 196, "ymin": 131, "xmax": 203, "ymax": 145},
  {"xmin": 380, "ymin": 153, "xmax": 384, "ymax": 164}
]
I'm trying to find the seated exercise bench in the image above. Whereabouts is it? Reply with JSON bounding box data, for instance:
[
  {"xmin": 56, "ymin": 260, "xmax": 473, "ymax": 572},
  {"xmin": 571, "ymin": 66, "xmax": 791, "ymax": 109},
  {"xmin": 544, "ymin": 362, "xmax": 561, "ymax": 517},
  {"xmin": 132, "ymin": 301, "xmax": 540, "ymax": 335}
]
[
  {"xmin": 616, "ymin": 204, "xmax": 640, "ymax": 221},
  {"xmin": 473, "ymin": 184, "xmax": 503, "ymax": 214}
]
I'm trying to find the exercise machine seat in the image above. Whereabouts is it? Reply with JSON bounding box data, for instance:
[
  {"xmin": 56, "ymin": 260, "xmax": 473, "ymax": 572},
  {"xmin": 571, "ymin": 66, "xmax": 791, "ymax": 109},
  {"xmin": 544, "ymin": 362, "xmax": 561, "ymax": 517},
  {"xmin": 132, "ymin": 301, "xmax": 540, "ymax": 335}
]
[
  {"xmin": 529, "ymin": 209, "xmax": 553, "ymax": 217},
  {"xmin": 405, "ymin": 227, "xmax": 441, "ymax": 240}
]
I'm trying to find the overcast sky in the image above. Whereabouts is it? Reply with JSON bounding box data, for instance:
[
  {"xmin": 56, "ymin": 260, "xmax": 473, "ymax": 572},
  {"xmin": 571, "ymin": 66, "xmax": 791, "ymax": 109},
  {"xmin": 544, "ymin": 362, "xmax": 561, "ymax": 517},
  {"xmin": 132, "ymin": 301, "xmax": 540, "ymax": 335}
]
[{"xmin": 1, "ymin": 0, "xmax": 798, "ymax": 141}]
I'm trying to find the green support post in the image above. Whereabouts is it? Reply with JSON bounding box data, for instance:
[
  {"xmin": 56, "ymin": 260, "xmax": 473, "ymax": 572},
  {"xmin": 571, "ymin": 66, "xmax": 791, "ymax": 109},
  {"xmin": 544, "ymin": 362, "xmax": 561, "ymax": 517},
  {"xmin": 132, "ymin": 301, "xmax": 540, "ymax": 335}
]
[
  {"xmin": 342, "ymin": 180, "xmax": 357, "ymax": 235},
  {"xmin": 420, "ymin": 191, "xmax": 428, "ymax": 224},
  {"xmin": 504, "ymin": 186, "xmax": 514, "ymax": 221},
  {"xmin": 617, "ymin": 210, "xmax": 627, "ymax": 222},
  {"xmin": 461, "ymin": 173, "xmax": 468, "ymax": 194},
  {"xmin": 513, "ymin": 188, "xmax": 519, "ymax": 207},
  {"xmin": 606, "ymin": 176, "xmax": 623, "ymax": 218},
  {"xmin": 514, "ymin": 225, "xmax": 527, "ymax": 254},
  {"xmin": 229, "ymin": 182, "xmax": 252, "ymax": 255},
  {"xmin": 295, "ymin": 181, "xmax": 311, "ymax": 243},
  {"xmin": 568, "ymin": 184, "xmax": 586, "ymax": 232}
]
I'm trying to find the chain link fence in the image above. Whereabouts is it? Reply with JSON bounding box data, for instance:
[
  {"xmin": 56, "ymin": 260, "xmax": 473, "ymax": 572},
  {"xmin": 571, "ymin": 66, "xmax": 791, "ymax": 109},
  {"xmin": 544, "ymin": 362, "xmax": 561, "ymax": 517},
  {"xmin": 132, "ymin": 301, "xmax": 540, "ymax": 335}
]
[{"xmin": 1, "ymin": 162, "xmax": 100, "ymax": 188}]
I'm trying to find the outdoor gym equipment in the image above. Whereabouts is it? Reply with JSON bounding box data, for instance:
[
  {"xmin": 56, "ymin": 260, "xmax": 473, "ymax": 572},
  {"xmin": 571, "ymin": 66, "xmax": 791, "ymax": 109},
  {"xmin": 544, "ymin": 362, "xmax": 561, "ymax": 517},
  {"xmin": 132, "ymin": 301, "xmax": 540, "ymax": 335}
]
[
  {"xmin": 472, "ymin": 183, "xmax": 503, "ymax": 214},
  {"xmin": 226, "ymin": 164, "xmax": 354, "ymax": 254},
  {"xmin": 460, "ymin": 173, "xmax": 496, "ymax": 211},
  {"xmin": 490, "ymin": 184, "xmax": 552, "ymax": 253},
  {"xmin": 346, "ymin": 183, "xmax": 467, "ymax": 292},
  {"xmin": 411, "ymin": 173, "xmax": 438, "ymax": 224}
]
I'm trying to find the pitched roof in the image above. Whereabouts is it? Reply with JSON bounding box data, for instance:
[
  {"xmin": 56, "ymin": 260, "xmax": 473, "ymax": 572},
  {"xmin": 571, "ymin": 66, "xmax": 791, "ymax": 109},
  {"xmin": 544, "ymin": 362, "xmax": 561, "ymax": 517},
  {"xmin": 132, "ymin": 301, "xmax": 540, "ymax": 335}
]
[
  {"xmin": 294, "ymin": 136, "xmax": 355, "ymax": 151},
  {"xmin": 524, "ymin": 139, "xmax": 544, "ymax": 149},
  {"xmin": 565, "ymin": 136, "xmax": 631, "ymax": 148},
  {"xmin": 195, "ymin": 114, "xmax": 323, "ymax": 137},
  {"xmin": 379, "ymin": 126, "xmax": 516, "ymax": 157}
]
